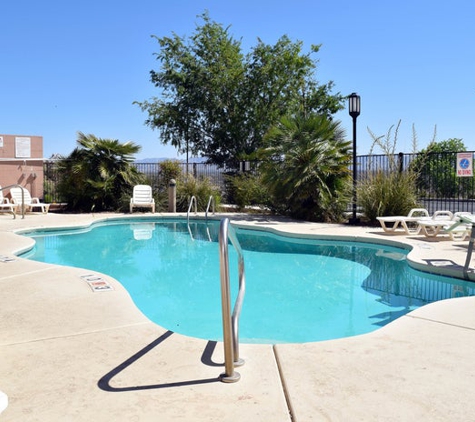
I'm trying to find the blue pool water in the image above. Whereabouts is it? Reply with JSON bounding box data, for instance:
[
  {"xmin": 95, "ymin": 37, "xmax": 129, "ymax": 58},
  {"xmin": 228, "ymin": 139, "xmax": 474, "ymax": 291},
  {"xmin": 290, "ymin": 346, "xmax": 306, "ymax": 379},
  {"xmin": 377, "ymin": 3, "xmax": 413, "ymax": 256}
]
[{"xmin": 21, "ymin": 218, "xmax": 475, "ymax": 343}]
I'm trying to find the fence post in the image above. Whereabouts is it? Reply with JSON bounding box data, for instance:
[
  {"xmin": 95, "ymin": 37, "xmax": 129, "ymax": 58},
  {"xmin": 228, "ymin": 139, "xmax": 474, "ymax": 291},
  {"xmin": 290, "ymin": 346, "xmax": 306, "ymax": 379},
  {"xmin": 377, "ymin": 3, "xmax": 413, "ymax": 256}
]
[
  {"xmin": 168, "ymin": 179, "xmax": 176, "ymax": 212},
  {"xmin": 398, "ymin": 152, "xmax": 404, "ymax": 173}
]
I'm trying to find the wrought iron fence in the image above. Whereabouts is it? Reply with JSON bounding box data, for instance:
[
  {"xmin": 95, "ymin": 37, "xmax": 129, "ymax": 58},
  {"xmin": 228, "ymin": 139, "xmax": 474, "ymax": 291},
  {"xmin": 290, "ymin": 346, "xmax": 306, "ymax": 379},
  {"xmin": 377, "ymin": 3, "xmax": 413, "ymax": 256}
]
[
  {"xmin": 43, "ymin": 160, "xmax": 227, "ymax": 203},
  {"xmin": 131, "ymin": 162, "xmax": 226, "ymax": 191},
  {"xmin": 356, "ymin": 151, "xmax": 475, "ymax": 214},
  {"xmin": 43, "ymin": 160, "xmax": 64, "ymax": 203},
  {"xmin": 43, "ymin": 152, "xmax": 475, "ymax": 213}
]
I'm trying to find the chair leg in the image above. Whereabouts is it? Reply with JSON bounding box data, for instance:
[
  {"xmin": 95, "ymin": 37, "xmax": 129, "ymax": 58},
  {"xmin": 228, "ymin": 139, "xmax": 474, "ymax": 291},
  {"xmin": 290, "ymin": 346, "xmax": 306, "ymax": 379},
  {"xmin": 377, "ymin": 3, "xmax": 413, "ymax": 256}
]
[{"xmin": 379, "ymin": 221, "xmax": 401, "ymax": 233}]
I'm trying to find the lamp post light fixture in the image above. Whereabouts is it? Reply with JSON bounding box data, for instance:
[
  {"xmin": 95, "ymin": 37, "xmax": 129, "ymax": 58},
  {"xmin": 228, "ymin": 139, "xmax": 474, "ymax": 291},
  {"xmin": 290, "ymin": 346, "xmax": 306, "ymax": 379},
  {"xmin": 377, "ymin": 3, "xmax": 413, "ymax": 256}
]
[{"xmin": 348, "ymin": 92, "xmax": 361, "ymax": 225}]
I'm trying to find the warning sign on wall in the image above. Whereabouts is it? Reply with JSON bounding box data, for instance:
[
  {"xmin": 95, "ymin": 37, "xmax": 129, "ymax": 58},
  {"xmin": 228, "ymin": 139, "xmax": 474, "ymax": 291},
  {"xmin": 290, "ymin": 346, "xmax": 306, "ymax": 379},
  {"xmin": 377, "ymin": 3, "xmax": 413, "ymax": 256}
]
[
  {"xmin": 15, "ymin": 137, "xmax": 31, "ymax": 158},
  {"xmin": 456, "ymin": 152, "xmax": 473, "ymax": 177}
]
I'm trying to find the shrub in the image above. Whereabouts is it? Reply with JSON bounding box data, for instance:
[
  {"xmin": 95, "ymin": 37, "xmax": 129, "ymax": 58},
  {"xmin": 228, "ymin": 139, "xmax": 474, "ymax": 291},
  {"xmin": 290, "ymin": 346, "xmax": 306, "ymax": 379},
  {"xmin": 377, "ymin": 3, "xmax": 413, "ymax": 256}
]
[
  {"xmin": 176, "ymin": 174, "xmax": 221, "ymax": 212},
  {"xmin": 159, "ymin": 160, "xmax": 183, "ymax": 189},
  {"xmin": 361, "ymin": 120, "xmax": 419, "ymax": 222},
  {"xmin": 56, "ymin": 133, "xmax": 144, "ymax": 212},
  {"xmin": 358, "ymin": 170, "xmax": 419, "ymax": 222},
  {"xmin": 257, "ymin": 113, "xmax": 352, "ymax": 222},
  {"xmin": 226, "ymin": 172, "xmax": 271, "ymax": 211}
]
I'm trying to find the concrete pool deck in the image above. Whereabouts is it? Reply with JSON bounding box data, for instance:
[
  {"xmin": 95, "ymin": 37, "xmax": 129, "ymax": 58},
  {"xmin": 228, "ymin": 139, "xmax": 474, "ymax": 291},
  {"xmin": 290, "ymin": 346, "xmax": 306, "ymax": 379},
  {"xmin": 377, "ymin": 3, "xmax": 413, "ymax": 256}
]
[{"xmin": 1, "ymin": 212, "xmax": 475, "ymax": 421}]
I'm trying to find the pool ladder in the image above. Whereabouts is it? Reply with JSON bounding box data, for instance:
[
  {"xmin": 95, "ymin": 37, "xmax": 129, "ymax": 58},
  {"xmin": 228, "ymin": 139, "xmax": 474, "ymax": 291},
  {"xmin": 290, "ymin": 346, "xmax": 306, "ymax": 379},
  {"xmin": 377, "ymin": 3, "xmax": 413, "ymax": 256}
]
[
  {"xmin": 186, "ymin": 195, "xmax": 216, "ymax": 222},
  {"xmin": 218, "ymin": 218, "xmax": 245, "ymax": 383},
  {"xmin": 187, "ymin": 196, "xmax": 215, "ymax": 241}
]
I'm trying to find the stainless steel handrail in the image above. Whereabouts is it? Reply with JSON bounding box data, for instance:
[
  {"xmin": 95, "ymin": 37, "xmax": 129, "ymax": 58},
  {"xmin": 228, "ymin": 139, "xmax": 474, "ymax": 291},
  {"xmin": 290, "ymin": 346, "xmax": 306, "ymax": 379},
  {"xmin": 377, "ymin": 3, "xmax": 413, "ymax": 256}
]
[
  {"xmin": 447, "ymin": 214, "xmax": 475, "ymax": 278},
  {"xmin": 218, "ymin": 218, "xmax": 245, "ymax": 383},
  {"xmin": 0, "ymin": 184, "xmax": 26, "ymax": 219},
  {"xmin": 187, "ymin": 195, "xmax": 197, "ymax": 223},
  {"xmin": 187, "ymin": 196, "xmax": 198, "ymax": 240},
  {"xmin": 205, "ymin": 196, "xmax": 215, "ymax": 220}
]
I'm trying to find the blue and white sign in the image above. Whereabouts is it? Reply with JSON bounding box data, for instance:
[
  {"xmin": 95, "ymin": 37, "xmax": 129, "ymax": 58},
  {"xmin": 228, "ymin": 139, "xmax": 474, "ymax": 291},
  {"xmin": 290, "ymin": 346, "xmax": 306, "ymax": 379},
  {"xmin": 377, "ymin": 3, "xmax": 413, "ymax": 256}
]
[{"xmin": 457, "ymin": 152, "xmax": 473, "ymax": 177}]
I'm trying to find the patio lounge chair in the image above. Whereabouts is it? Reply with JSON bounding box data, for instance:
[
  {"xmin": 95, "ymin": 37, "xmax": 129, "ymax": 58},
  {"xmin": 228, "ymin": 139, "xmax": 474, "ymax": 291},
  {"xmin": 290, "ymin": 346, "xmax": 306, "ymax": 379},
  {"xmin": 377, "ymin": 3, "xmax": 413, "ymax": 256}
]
[
  {"xmin": 0, "ymin": 186, "xmax": 18, "ymax": 218},
  {"xmin": 10, "ymin": 187, "xmax": 50, "ymax": 214},
  {"xmin": 130, "ymin": 185, "xmax": 155, "ymax": 213},
  {"xmin": 377, "ymin": 208, "xmax": 430, "ymax": 235},
  {"xmin": 418, "ymin": 211, "xmax": 473, "ymax": 241}
]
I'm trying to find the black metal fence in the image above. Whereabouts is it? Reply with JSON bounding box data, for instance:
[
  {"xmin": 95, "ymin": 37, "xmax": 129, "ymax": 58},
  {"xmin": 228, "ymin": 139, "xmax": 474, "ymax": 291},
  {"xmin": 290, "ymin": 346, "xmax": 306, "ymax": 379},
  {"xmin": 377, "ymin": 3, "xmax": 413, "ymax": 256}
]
[
  {"xmin": 43, "ymin": 160, "xmax": 227, "ymax": 203},
  {"xmin": 43, "ymin": 152, "xmax": 475, "ymax": 213},
  {"xmin": 356, "ymin": 151, "xmax": 475, "ymax": 214},
  {"xmin": 131, "ymin": 162, "xmax": 226, "ymax": 192}
]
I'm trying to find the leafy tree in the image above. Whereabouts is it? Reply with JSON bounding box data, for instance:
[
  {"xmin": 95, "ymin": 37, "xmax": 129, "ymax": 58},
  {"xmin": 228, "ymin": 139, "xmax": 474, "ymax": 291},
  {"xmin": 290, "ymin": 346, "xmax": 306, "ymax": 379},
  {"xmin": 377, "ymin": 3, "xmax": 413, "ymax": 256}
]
[
  {"xmin": 423, "ymin": 138, "xmax": 466, "ymax": 153},
  {"xmin": 135, "ymin": 12, "xmax": 344, "ymax": 168},
  {"xmin": 257, "ymin": 113, "xmax": 351, "ymax": 222},
  {"xmin": 57, "ymin": 132, "xmax": 145, "ymax": 211},
  {"xmin": 411, "ymin": 138, "xmax": 470, "ymax": 198}
]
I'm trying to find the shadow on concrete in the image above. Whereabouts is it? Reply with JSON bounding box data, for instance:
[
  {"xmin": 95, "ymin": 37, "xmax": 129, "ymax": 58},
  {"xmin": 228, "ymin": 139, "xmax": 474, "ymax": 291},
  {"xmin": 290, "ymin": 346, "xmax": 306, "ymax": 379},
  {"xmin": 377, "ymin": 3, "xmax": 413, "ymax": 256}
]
[{"xmin": 98, "ymin": 330, "xmax": 222, "ymax": 392}]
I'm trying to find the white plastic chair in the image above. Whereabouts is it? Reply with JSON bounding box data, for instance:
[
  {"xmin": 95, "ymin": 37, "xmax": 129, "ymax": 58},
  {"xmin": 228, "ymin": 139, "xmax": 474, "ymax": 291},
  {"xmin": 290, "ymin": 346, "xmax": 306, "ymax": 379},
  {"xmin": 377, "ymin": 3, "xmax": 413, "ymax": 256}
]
[
  {"xmin": 10, "ymin": 187, "xmax": 50, "ymax": 214},
  {"xmin": 0, "ymin": 186, "xmax": 18, "ymax": 217},
  {"xmin": 418, "ymin": 211, "xmax": 473, "ymax": 240},
  {"xmin": 376, "ymin": 208, "xmax": 430, "ymax": 235},
  {"xmin": 130, "ymin": 185, "xmax": 155, "ymax": 213}
]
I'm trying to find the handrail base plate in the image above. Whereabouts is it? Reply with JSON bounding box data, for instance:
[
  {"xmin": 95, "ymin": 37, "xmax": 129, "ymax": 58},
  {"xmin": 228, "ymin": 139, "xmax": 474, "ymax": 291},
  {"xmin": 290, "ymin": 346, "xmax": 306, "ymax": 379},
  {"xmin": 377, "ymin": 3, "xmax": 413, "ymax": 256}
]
[{"xmin": 220, "ymin": 371, "xmax": 241, "ymax": 383}]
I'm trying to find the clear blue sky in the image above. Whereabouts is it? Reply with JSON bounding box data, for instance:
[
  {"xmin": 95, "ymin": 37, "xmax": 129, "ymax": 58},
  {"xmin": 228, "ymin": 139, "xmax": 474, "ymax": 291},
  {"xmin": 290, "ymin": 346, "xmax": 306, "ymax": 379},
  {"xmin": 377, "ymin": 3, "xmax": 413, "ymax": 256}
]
[{"xmin": 2, "ymin": 0, "xmax": 474, "ymax": 159}]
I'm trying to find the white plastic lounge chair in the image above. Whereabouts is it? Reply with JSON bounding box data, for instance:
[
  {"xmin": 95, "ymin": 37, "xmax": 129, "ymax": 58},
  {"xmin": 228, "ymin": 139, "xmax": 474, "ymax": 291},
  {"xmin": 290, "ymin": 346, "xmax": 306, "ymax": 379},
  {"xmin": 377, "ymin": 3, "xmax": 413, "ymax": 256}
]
[
  {"xmin": 418, "ymin": 211, "xmax": 472, "ymax": 240},
  {"xmin": 0, "ymin": 186, "xmax": 18, "ymax": 217},
  {"xmin": 10, "ymin": 187, "xmax": 50, "ymax": 214},
  {"xmin": 377, "ymin": 208, "xmax": 430, "ymax": 235},
  {"xmin": 130, "ymin": 185, "xmax": 155, "ymax": 213}
]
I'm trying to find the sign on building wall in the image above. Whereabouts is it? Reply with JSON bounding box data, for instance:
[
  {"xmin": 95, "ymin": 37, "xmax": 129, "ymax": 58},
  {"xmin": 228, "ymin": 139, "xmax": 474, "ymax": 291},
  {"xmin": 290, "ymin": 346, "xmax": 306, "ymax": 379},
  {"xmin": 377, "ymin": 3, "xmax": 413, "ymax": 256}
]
[
  {"xmin": 456, "ymin": 152, "xmax": 473, "ymax": 177},
  {"xmin": 0, "ymin": 136, "xmax": 3, "ymax": 148},
  {"xmin": 15, "ymin": 137, "xmax": 31, "ymax": 158}
]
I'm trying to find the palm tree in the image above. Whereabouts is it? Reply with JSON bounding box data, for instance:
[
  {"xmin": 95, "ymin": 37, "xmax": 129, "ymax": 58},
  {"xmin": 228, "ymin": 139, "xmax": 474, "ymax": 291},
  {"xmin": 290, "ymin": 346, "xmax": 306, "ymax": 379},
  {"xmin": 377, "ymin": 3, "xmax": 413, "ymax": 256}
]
[
  {"xmin": 57, "ymin": 132, "xmax": 145, "ymax": 211},
  {"xmin": 257, "ymin": 113, "xmax": 352, "ymax": 222}
]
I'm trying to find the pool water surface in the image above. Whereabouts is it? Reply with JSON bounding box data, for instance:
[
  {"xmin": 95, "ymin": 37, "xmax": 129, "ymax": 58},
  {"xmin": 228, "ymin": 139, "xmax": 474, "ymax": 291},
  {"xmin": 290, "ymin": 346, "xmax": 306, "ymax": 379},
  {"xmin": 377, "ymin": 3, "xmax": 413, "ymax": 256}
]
[{"xmin": 21, "ymin": 219, "xmax": 475, "ymax": 343}]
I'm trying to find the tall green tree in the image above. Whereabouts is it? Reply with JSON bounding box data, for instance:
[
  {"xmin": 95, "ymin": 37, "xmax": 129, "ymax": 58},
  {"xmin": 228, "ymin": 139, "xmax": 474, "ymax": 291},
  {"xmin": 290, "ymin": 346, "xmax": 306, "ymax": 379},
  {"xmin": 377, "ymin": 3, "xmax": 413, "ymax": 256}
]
[
  {"xmin": 57, "ymin": 132, "xmax": 144, "ymax": 211},
  {"xmin": 257, "ymin": 113, "xmax": 351, "ymax": 222},
  {"xmin": 135, "ymin": 12, "xmax": 344, "ymax": 167}
]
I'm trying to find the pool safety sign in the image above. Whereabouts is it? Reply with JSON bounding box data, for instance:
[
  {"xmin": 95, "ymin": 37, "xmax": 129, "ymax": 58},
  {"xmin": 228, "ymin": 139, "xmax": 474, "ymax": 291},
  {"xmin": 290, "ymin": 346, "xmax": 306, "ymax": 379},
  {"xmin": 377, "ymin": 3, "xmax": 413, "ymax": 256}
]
[{"xmin": 457, "ymin": 152, "xmax": 473, "ymax": 177}]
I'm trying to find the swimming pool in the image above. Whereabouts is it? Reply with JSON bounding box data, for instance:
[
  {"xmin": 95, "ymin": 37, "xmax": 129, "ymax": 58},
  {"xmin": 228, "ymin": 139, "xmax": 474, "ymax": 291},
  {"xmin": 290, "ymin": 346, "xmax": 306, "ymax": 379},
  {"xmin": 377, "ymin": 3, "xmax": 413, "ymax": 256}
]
[{"xmin": 21, "ymin": 218, "xmax": 475, "ymax": 343}]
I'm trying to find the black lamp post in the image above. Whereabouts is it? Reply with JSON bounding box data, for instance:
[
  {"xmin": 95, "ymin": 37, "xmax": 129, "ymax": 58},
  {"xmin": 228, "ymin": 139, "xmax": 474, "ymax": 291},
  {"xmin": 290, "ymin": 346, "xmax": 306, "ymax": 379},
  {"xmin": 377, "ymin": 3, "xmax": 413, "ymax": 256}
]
[{"xmin": 348, "ymin": 92, "xmax": 360, "ymax": 225}]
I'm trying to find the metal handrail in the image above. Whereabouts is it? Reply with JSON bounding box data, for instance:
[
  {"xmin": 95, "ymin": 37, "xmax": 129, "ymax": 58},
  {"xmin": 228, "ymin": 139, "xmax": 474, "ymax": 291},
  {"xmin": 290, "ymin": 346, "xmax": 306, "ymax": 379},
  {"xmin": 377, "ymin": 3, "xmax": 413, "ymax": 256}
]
[
  {"xmin": 187, "ymin": 195, "xmax": 197, "ymax": 223},
  {"xmin": 187, "ymin": 196, "xmax": 198, "ymax": 240},
  {"xmin": 205, "ymin": 196, "xmax": 215, "ymax": 220},
  {"xmin": 447, "ymin": 214, "xmax": 475, "ymax": 278},
  {"xmin": 218, "ymin": 218, "xmax": 245, "ymax": 383},
  {"xmin": 0, "ymin": 184, "xmax": 26, "ymax": 219}
]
